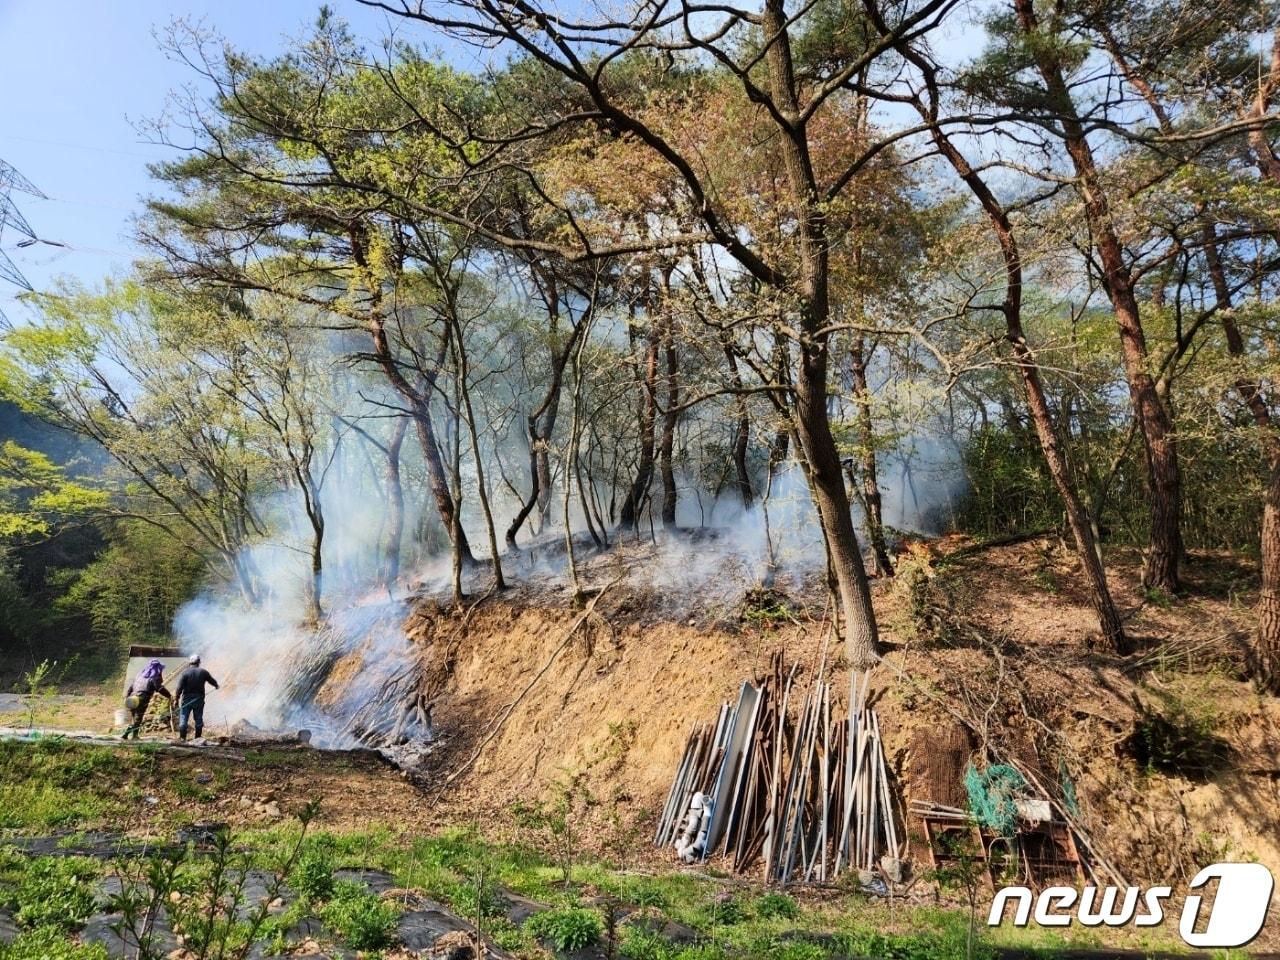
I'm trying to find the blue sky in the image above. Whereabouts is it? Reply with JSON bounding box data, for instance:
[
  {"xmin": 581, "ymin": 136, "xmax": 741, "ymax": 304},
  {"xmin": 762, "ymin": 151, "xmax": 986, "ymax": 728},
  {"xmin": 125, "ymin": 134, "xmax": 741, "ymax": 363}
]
[
  {"xmin": 0, "ymin": 1, "xmax": 987, "ymax": 321},
  {"xmin": 0, "ymin": 1, "xmax": 405, "ymax": 318}
]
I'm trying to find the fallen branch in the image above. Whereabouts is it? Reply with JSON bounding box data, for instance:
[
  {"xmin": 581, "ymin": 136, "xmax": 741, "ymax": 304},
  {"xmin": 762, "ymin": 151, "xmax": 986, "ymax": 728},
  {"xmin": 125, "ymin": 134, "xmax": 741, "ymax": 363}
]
[
  {"xmin": 436, "ymin": 576, "xmax": 621, "ymax": 795},
  {"xmin": 935, "ymin": 528, "xmax": 1054, "ymax": 565}
]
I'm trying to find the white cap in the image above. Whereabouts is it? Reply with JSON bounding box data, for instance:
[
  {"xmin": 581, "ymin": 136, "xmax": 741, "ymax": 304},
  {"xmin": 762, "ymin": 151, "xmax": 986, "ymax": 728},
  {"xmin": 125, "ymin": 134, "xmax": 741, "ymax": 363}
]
[{"xmin": 189, "ymin": 655, "xmax": 201, "ymax": 665}]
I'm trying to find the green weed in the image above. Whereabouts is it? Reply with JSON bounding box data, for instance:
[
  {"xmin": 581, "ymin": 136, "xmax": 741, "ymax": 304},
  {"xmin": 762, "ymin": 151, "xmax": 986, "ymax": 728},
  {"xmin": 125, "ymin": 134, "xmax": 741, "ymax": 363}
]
[
  {"xmin": 525, "ymin": 905, "xmax": 604, "ymax": 951},
  {"xmin": 751, "ymin": 891, "xmax": 798, "ymax": 921},
  {"xmin": 13, "ymin": 857, "xmax": 100, "ymax": 931},
  {"xmin": 319, "ymin": 881, "xmax": 400, "ymax": 950},
  {"xmin": 289, "ymin": 847, "xmax": 335, "ymax": 902},
  {"xmin": 0, "ymin": 926, "xmax": 109, "ymax": 960}
]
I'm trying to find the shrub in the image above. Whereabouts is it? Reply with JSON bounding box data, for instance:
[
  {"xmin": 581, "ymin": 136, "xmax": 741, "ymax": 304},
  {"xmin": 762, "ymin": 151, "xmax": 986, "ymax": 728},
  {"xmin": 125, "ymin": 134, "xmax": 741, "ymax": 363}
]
[
  {"xmin": 446, "ymin": 879, "xmax": 506, "ymax": 919},
  {"xmin": 752, "ymin": 891, "xmax": 798, "ymax": 921},
  {"xmin": 621, "ymin": 929, "xmax": 732, "ymax": 960},
  {"xmin": 15, "ymin": 857, "xmax": 99, "ymax": 931},
  {"xmin": 289, "ymin": 848, "xmax": 335, "ymax": 902},
  {"xmin": 704, "ymin": 891, "xmax": 745, "ymax": 926},
  {"xmin": 526, "ymin": 906, "xmax": 604, "ymax": 951},
  {"xmin": 319, "ymin": 881, "xmax": 399, "ymax": 950},
  {"xmin": 1128, "ymin": 682, "xmax": 1233, "ymax": 778}
]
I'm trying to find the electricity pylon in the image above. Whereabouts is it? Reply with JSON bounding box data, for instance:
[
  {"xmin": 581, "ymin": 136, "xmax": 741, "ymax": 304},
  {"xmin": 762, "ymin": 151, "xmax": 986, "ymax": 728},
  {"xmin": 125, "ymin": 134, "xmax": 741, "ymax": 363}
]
[{"xmin": 0, "ymin": 158, "xmax": 45, "ymax": 323}]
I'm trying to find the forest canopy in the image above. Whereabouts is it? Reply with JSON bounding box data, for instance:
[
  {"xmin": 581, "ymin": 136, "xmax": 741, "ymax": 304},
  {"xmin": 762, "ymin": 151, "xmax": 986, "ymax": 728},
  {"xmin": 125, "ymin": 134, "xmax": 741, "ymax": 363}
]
[{"xmin": 1, "ymin": 0, "xmax": 1278, "ymax": 690}]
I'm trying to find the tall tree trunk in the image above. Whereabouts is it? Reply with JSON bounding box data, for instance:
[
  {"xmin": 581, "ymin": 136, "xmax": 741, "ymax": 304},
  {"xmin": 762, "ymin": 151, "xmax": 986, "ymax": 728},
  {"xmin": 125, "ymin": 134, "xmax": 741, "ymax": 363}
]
[
  {"xmin": 761, "ymin": 0, "xmax": 880, "ymax": 667},
  {"xmin": 504, "ymin": 343, "xmax": 570, "ymax": 551},
  {"xmin": 307, "ymin": 513, "xmax": 324, "ymax": 623},
  {"xmin": 906, "ymin": 56, "xmax": 1129, "ymax": 650},
  {"xmin": 1259, "ymin": 466, "xmax": 1280, "ymax": 690},
  {"xmin": 722, "ymin": 342, "xmax": 754, "ymax": 508},
  {"xmin": 850, "ymin": 334, "xmax": 893, "ymax": 576},
  {"xmin": 384, "ymin": 416, "xmax": 407, "ymax": 586},
  {"xmin": 660, "ymin": 321, "xmax": 679, "ymax": 530},
  {"xmin": 504, "ymin": 311, "xmax": 575, "ymax": 551},
  {"xmin": 449, "ymin": 405, "xmax": 465, "ymax": 606},
  {"xmin": 1015, "ymin": 0, "xmax": 1181, "ymax": 594},
  {"xmin": 731, "ymin": 404, "xmax": 753, "ymax": 508},
  {"xmin": 563, "ymin": 314, "xmax": 597, "ymax": 604},
  {"xmin": 349, "ymin": 225, "xmax": 474, "ymax": 564},
  {"xmin": 507, "ymin": 418, "xmax": 546, "ymax": 551},
  {"xmin": 620, "ymin": 328, "xmax": 660, "ymax": 530},
  {"xmin": 449, "ymin": 317, "xmax": 507, "ymax": 590},
  {"xmin": 1205, "ymin": 226, "xmax": 1280, "ymax": 690},
  {"xmin": 1238, "ymin": 32, "xmax": 1280, "ymax": 690},
  {"xmin": 286, "ymin": 443, "xmax": 325, "ymax": 623},
  {"xmin": 408, "ymin": 399, "xmax": 474, "ymax": 565},
  {"xmin": 231, "ymin": 551, "xmax": 260, "ymax": 608},
  {"xmin": 793, "ymin": 351, "xmax": 880, "ymax": 666}
]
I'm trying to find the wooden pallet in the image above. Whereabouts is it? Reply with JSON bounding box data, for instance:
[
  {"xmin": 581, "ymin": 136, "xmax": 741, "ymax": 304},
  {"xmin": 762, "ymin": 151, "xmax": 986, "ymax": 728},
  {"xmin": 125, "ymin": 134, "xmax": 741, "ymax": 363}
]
[{"xmin": 920, "ymin": 813, "xmax": 1084, "ymax": 889}]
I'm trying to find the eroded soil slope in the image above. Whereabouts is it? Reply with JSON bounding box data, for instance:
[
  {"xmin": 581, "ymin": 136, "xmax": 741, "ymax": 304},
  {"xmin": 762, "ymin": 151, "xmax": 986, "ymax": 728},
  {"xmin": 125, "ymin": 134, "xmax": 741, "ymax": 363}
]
[{"xmin": 331, "ymin": 539, "xmax": 1280, "ymax": 899}]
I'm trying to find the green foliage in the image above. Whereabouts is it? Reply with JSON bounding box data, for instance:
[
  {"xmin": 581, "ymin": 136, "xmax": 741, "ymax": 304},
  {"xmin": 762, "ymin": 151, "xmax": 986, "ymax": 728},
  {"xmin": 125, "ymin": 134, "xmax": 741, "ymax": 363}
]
[
  {"xmin": 525, "ymin": 905, "xmax": 604, "ymax": 951},
  {"xmin": 846, "ymin": 926, "xmax": 991, "ymax": 960},
  {"xmin": 14, "ymin": 857, "xmax": 100, "ymax": 931},
  {"xmin": 289, "ymin": 847, "xmax": 335, "ymax": 902},
  {"xmin": 511, "ymin": 771, "xmax": 590, "ymax": 886},
  {"xmin": 955, "ymin": 426, "xmax": 1061, "ymax": 540},
  {"xmin": 0, "ymin": 739, "xmax": 135, "ymax": 830},
  {"xmin": 614, "ymin": 875, "xmax": 673, "ymax": 909},
  {"xmin": 765, "ymin": 941, "xmax": 828, "ymax": 960},
  {"xmin": 740, "ymin": 589, "xmax": 796, "ymax": 629},
  {"xmin": 751, "ymin": 891, "xmax": 798, "ymax": 921},
  {"xmin": 955, "ymin": 413, "xmax": 1271, "ymax": 557},
  {"xmin": 0, "ymin": 926, "xmax": 109, "ymax": 960},
  {"xmin": 1129, "ymin": 680, "xmax": 1233, "ymax": 777},
  {"xmin": 112, "ymin": 801, "xmax": 321, "ymax": 960},
  {"xmin": 0, "ymin": 441, "xmax": 106, "ymax": 540},
  {"xmin": 53, "ymin": 521, "xmax": 204, "ymax": 648},
  {"xmin": 483, "ymin": 916, "xmax": 536, "ymax": 954},
  {"xmin": 446, "ymin": 877, "xmax": 507, "ymax": 919},
  {"xmin": 704, "ymin": 891, "xmax": 746, "ymax": 927},
  {"xmin": 318, "ymin": 881, "xmax": 400, "ymax": 950},
  {"xmin": 928, "ymin": 833, "xmax": 993, "ymax": 960},
  {"xmin": 19, "ymin": 659, "xmax": 58, "ymax": 731}
]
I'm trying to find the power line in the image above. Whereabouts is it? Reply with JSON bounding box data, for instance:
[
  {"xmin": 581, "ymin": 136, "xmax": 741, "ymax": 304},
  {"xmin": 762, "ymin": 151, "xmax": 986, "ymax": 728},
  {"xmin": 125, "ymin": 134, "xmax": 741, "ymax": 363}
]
[{"xmin": 0, "ymin": 133, "xmax": 165, "ymax": 162}]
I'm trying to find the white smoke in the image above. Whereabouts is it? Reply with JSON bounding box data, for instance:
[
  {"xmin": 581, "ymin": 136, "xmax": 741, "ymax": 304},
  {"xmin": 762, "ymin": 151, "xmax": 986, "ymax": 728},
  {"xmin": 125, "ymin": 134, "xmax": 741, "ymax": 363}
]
[{"xmin": 169, "ymin": 392, "xmax": 966, "ymax": 742}]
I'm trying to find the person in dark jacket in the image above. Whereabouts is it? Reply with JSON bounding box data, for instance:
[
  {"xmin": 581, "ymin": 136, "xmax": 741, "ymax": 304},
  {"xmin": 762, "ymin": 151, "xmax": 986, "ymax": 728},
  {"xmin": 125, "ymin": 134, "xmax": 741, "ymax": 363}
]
[
  {"xmin": 173, "ymin": 655, "xmax": 219, "ymax": 741},
  {"xmin": 122, "ymin": 659, "xmax": 172, "ymax": 740}
]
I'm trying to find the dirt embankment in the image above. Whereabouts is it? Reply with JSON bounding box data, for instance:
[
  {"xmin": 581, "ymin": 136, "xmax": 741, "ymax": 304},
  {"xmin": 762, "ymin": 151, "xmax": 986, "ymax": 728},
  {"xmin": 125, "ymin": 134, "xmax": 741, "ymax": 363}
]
[{"xmin": 322, "ymin": 540, "xmax": 1280, "ymax": 902}]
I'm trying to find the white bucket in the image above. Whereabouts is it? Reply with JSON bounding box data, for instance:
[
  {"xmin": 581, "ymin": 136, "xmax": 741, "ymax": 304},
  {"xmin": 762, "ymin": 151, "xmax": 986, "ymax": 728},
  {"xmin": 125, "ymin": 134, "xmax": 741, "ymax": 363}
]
[{"xmin": 113, "ymin": 708, "xmax": 129, "ymax": 728}]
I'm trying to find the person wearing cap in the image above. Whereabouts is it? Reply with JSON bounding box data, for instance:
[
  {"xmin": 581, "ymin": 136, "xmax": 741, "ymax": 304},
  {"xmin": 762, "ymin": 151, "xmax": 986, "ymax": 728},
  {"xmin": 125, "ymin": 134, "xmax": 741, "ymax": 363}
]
[
  {"xmin": 172, "ymin": 655, "xmax": 220, "ymax": 742},
  {"xmin": 122, "ymin": 659, "xmax": 172, "ymax": 740}
]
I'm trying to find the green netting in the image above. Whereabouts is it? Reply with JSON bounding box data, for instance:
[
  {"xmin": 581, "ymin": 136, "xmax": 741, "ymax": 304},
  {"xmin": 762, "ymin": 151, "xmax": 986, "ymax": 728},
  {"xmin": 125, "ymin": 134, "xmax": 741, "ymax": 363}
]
[
  {"xmin": 1058, "ymin": 758, "xmax": 1079, "ymax": 818},
  {"xmin": 964, "ymin": 763, "xmax": 1026, "ymax": 836}
]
